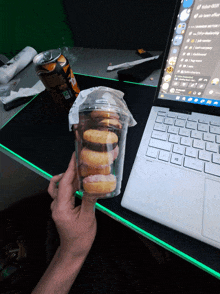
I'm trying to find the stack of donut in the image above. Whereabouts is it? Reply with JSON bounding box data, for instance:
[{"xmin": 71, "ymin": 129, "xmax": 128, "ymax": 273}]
[{"xmin": 79, "ymin": 110, "xmax": 122, "ymax": 195}]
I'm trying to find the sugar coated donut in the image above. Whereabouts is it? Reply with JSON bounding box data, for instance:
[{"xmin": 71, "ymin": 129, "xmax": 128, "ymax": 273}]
[
  {"xmin": 91, "ymin": 110, "xmax": 119, "ymax": 120},
  {"xmin": 80, "ymin": 147, "xmax": 114, "ymax": 167},
  {"xmin": 83, "ymin": 174, "xmax": 116, "ymax": 194},
  {"xmin": 83, "ymin": 129, "xmax": 118, "ymax": 151},
  {"xmin": 79, "ymin": 163, "xmax": 111, "ymax": 177},
  {"xmin": 110, "ymin": 145, "xmax": 119, "ymax": 161}
]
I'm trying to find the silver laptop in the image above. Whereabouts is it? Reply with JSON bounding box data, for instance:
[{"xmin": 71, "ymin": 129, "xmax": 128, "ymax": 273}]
[{"xmin": 121, "ymin": 0, "xmax": 220, "ymax": 249}]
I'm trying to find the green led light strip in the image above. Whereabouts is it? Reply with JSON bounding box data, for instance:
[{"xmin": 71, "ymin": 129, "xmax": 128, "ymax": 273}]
[
  {"xmin": 1, "ymin": 144, "xmax": 219, "ymax": 279},
  {"xmin": 1, "ymin": 142, "xmax": 220, "ymax": 279},
  {"xmin": 1, "ymin": 71, "xmax": 155, "ymax": 130},
  {"xmin": 0, "ymin": 144, "xmax": 52, "ymax": 180},
  {"xmin": 1, "ymin": 144, "xmax": 220, "ymax": 280},
  {"xmin": 1, "ymin": 74, "xmax": 154, "ymax": 131},
  {"xmin": 73, "ymin": 72, "xmax": 157, "ymax": 87},
  {"xmin": 1, "ymin": 70, "xmax": 219, "ymax": 279},
  {"xmin": 75, "ymin": 188, "xmax": 220, "ymax": 280}
]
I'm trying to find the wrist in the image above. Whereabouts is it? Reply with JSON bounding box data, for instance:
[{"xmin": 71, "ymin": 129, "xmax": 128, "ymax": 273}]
[
  {"xmin": 57, "ymin": 246, "xmax": 89, "ymax": 265},
  {"xmin": 31, "ymin": 246, "xmax": 87, "ymax": 294}
]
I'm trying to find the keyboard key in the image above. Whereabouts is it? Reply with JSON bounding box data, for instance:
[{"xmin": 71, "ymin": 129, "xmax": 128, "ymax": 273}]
[
  {"xmin": 171, "ymin": 154, "xmax": 182, "ymax": 166},
  {"xmin": 175, "ymin": 119, "xmax": 185, "ymax": 128},
  {"xmin": 186, "ymin": 121, "xmax": 197, "ymax": 130},
  {"xmin": 151, "ymin": 130, "xmax": 167, "ymax": 141},
  {"xmin": 212, "ymin": 154, "xmax": 220, "ymax": 165},
  {"xmin": 167, "ymin": 126, "xmax": 179, "ymax": 134},
  {"xmin": 167, "ymin": 113, "xmax": 176, "ymax": 118},
  {"xmin": 198, "ymin": 150, "xmax": 211, "ymax": 162},
  {"xmin": 179, "ymin": 129, "xmax": 190, "ymax": 137},
  {"xmin": 177, "ymin": 115, "xmax": 188, "ymax": 120},
  {"xmin": 146, "ymin": 147, "xmax": 158, "ymax": 158},
  {"xmin": 179, "ymin": 128, "xmax": 190, "ymax": 137},
  {"xmin": 216, "ymin": 135, "xmax": 220, "ymax": 144},
  {"xmin": 157, "ymin": 111, "xmax": 167, "ymax": 117},
  {"xmin": 205, "ymin": 162, "xmax": 220, "ymax": 177},
  {"xmin": 191, "ymin": 130, "xmax": 203, "ymax": 140},
  {"xmin": 185, "ymin": 147, "xmax": 197, "ymax": 158},
  {"xmin": 154, "ymin": 123, "xmax": 167, "ymax": 132},
  {"xmin": 193, "ymin": 139, "xmax": 205, "ymax": 150},
  {"xmin": 149, "ymin": 138, "xmax": 172, "ymax": 151},
  {"xmin": 203, "ymin": 133, "xmax": 215, "ymax": 142},
  {"xmin": 210, "ymin": 121, "xmax": 220, "ymax": 127},
  {"xmin": 187, "ymin": 118, "xmax": 197, "ymax": 122},
  {"xmin": 206, "ymin": 142, "xmax": 218, "ymax": 153},
  {"xmin": 169, "ymin": 134, "xmax": 179, "ymax": 144},
  {"xmin": 158, "ymin": 150, "xmax": 170, "ymax": 162},
  {"xmin": 164, "ymin": 118, "xmax": 174, "ymax": 125},
  {"xmin": 180, "ymin": 137, "xmax": 192, "ymax": 147},
  {"xmin": 173, "ymin": 144, "xmax": 185, "ymax": 155},
  {"xmin": 198, "ymin": 123, "xmax": 209, "ymax": 132},
  {"xmin": 210, "ymin": 126, "xmax": 220, "ymax": 135},
  {"xmin": 184, "ymin": 157, "xmax": 204, "ymax": 172},
  {"xmin": 155, "ymin": 116, "xmax": 164, "ymax": 123},
  {"xmin": 198, "ymin": 119, "xmax": 208, "ymax": 124}
]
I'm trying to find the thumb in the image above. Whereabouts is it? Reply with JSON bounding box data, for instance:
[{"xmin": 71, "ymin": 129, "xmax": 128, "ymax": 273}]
[{"xmin": 80, "ymin": 195, "xmax": 97, "ymax": 216}]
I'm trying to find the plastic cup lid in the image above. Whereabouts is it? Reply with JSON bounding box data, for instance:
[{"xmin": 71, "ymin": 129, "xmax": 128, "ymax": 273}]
[{"xmin": 68, "ymin": 86, "xmax": 137, "ymax": 131}]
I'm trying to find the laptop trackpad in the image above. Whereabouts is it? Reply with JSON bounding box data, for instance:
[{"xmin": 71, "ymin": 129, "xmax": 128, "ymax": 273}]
[
  {"xmin": 202, "ymin": 179, "xmax": 220, "ymax": 244},
  {"xmin": 122, "ymin": 159, "xmax": 204, "ymax": 234}
]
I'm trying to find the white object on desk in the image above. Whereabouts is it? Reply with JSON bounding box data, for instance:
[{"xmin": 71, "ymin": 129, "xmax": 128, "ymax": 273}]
[
  {"xmin": 107, "ymin": 55, "xmax": 160, "ymax": 71},
  {"xmin": 1, "ymin": 80, "xmax": 45, "ymax": 104},
  {"xmin": 0, "ymin": 46, "xmax": 37, "ymax": 84}
]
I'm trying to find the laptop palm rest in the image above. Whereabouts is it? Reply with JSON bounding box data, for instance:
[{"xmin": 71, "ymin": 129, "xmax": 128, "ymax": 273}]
[
  {"xmin": 202, "ymin": 179, "xmax": 220, "ymax": 243},
  {"xmin": 121, "ymin": 158, "xmax": 205, "ymax": 237}
]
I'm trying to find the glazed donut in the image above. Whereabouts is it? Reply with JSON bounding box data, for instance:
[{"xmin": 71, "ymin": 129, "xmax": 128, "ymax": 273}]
[
  {"xmin": 79, "ymin": 163, "xmax": 111, "ymax": 177},
  {"xmin": 80, "ymin": 147, "xmax": 114, "ymax": 167},
  {"xmin": 83, "ymin": 129, "xmax": 118, "ymax": 151},
  {"xmin": 97, "ymin": 118, "xmax": 122, "ymax": 130},
  {"xmin": 83, "ymin": 174, "xmax": 116, "ymax": 194}
]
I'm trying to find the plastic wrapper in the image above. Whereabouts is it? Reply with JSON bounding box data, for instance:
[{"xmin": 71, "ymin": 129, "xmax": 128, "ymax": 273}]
[
  {"xmin": 0, "ymin": 78, "xmax": 20, "ymax": 99},
  {"xmin": 0, "ymin": 47, "xmax": 37, "ymax": 84}
]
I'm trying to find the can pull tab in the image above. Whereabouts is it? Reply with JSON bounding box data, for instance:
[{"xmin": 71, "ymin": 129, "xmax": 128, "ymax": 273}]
[{"xmin": 43, "ymin": 51, "xmax": 53, "ymax": 62}]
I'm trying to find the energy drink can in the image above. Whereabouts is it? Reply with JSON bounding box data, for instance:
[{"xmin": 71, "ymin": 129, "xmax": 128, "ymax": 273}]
[{"xmin": 33, "ymin": 49, "xmax": 80, "ymax": 110}]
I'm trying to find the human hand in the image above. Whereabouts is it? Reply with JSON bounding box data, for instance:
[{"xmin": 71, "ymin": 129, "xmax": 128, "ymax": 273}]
[{"xmin": 48, "ymin": 152, "xmax": 97, "ymax": 259}]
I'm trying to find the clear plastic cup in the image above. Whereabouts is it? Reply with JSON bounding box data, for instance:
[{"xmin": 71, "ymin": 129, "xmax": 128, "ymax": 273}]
[{"xmin": 69, "ymin": 87, "xmax": 137, "ymax": 199}]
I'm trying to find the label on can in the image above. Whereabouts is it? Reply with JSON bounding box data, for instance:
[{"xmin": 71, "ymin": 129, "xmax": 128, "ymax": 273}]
[
  {"xmin": 62, "ymin": 89, "xmax": 71, "ymax": 100},
  {"xmin": 34, "ymin": 50, "xmax": 80, "ymax": 101}
]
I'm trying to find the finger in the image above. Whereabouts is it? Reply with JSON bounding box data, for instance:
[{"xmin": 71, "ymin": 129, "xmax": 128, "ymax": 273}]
[
  {"xmin": 50, "ymin": 200, "xmax": 55, "ymax": 211},
  {"xmin": 57, "ymin": 152, "xmax": 79, "ymax": 206},
  {"xmin": 60, "ymin": 152, "xmax": 78, "ymax": 185},
  {"xmin": 48, "ymin": 173, "xmax": 65, "ymax": 199},
  {"xmin": 80, "ymin": 195, "xmax": 97, "ymax": 217}
]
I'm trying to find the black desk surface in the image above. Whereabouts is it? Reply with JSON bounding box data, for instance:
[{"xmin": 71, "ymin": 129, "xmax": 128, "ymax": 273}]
[{"xmin": 1, "ymin": 74, "xmax": 220, "ymax": 279}]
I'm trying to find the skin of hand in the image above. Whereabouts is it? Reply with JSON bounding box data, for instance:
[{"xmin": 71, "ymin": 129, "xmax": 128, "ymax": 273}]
[{"xmin": 47, "ymin": 151, "xmax": 97, "ymax": 259}]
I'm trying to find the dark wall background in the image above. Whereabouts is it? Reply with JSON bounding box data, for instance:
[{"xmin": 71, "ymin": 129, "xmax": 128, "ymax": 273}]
[
  {"xmin": 63, "ymin": 0, "xmax": 177, "ymax": 50},
  {"xmin": 0, "ymin": 0, "xmax": 74, "ymax": 59},
  {"xmin": 1, "ymin": 0, "xmax": 177, "ymax": 58}
]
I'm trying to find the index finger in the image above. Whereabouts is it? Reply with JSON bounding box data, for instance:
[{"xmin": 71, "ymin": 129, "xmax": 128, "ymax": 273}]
[
  {"xmin": 61, "ymin": 151, "xmax": 78, "ymax": 184},
  {"xmin": 48, "ymin": 173, "xmax": 65, "ymax": 199},
  {"xmin": 56, "ymin": 152, "xmax": 79, "ymax": 204}
]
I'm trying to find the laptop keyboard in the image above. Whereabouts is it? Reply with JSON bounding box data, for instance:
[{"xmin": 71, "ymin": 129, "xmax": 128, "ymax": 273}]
[{"xmin": 146, "ymin": 110, "xmax": 220, "ymax": 177}]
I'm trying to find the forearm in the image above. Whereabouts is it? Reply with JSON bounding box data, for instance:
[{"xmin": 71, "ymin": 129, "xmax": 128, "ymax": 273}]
[{"xmin": 31, "ymin": 246, "xmax": 87, "ymax": 294}]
